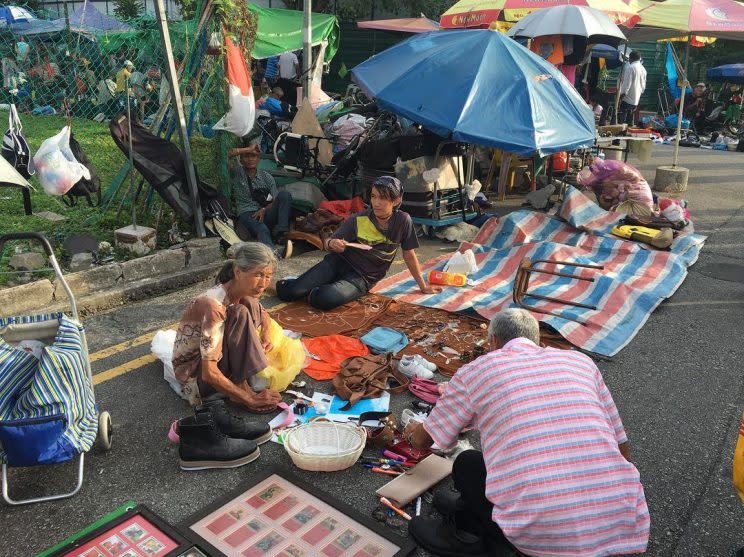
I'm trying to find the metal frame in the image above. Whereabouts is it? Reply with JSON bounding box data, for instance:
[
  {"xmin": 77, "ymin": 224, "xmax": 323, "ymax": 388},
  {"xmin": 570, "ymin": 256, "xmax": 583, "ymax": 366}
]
[
  {"xmin": 0, "ymin": 232, "xmax": 99, "ymax": 505},
  {"xmin": 513, "ymin": 258, "xmax": 604, "ymax": 324}
]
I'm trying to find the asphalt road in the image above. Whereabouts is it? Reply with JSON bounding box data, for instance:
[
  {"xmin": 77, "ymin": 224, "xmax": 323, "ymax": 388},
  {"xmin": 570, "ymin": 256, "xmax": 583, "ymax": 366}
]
[{"xmin": 2, "ymin": 145, "xmax": 744, "ymax": 557}]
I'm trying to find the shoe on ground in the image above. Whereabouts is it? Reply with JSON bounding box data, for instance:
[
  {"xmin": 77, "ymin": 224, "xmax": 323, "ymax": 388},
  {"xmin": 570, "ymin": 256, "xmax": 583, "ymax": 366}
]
[
  {"xmin": 178, "ymin": 412, "xmax": 260, "ymax": 471},
  {"xmin": 433, "ymin": 491, "xmax": 467, "ymax": 517},
  {"xmin": 196, "ymin": 397, "xmax": 273, "ymax": 444},
  {"xmin": 398, "ymin": 357, "xmax": 435, "ymax": 380},
  {"xmin": 401, "ymin": 354, "xmax": 437, "ymax": 372},
  {"xmin": 409, "ymin": 515, "xmax": 490, "ymax": 557}
]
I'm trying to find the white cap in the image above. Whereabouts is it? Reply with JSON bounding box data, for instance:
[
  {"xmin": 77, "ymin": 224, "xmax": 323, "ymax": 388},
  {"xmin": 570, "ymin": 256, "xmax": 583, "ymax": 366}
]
[{"xmin": 124, "ymin": 60, "xmax": 134, "ymax": 68}]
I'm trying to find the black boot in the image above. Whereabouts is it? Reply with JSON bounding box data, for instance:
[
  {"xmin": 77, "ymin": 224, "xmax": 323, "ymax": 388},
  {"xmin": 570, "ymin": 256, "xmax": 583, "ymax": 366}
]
[
  {"xmin": 178, "ymin": 412, "xmax": 260, "ymax": 471},
  {"xmin": 409, "ymin": 515, "xmax": 490, "ymax": 557},
  {"xmin": 433, "ymin": 490, "xmax": 466, "ymax": 516},
  {"xmin": 196, "ymin": 398, "xmax": 273, "ymax": 444}
]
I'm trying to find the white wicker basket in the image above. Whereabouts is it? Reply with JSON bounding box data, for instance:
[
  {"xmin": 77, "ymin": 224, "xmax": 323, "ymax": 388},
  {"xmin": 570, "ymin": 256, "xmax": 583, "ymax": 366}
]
[{"xmin": 283, "ymin": 421, "xmax": 366, "ymax": 472}]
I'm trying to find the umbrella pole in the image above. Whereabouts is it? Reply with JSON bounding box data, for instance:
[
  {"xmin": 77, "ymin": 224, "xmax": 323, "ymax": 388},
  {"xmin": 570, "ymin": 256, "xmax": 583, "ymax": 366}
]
[
  {"xmin": 672, "ymin": 37, "xmax": 690, "ymax": 168},
  {"xmin": 653, "ymin": 37, "xmax": 690, "ymax": 195}
]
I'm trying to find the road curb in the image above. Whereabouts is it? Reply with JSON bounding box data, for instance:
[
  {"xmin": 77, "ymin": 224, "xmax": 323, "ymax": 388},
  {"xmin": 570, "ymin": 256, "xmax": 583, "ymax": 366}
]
[{"xmin": 1, "ymin": 238, "xmax": 225, "ymax": 318}]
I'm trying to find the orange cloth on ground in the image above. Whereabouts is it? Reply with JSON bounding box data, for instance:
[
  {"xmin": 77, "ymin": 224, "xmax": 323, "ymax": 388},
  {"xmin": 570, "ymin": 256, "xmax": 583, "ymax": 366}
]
[{"xmin": 301, "ymin": 335, "xmax": 369, "ymax": 380}]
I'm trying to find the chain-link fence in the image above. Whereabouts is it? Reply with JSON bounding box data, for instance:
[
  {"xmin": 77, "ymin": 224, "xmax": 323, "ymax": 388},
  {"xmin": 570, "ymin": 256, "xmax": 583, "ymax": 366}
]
[{"xmin": 0, "ymin": 14, "xmax": 226, "ymax": 129}]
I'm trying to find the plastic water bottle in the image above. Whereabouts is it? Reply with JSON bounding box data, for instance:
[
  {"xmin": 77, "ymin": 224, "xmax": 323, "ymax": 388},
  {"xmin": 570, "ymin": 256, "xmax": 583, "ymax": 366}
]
[{"xmin": 427, "ymin": 270, "xmax": 467, "ymax": 287}]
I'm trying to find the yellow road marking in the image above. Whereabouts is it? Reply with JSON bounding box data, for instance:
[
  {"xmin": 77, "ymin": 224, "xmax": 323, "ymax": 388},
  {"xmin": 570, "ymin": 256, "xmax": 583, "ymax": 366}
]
[
  {"xmin": 89, "ymin": 322, "xmax": 179, "ymax": 362},
  {"xmin": 91, "ymin": 301, "xmax": 291, "ymax": 384},
  {"xmin": 93, "ymin": 354, "xmax": 158, "ymax": 385}
]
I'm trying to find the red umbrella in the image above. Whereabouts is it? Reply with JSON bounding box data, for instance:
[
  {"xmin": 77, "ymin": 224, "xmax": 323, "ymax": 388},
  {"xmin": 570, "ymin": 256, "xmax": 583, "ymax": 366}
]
[{"xmin": 440, "ymin": 0, "xmax": 640, "ymax": 28}]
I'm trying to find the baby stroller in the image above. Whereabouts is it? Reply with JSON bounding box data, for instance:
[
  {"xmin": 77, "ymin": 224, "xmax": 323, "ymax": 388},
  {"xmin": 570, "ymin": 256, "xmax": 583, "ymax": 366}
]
[{"xmin": 0, "ymin": 232, "xmax": 112, "ymax": 505}]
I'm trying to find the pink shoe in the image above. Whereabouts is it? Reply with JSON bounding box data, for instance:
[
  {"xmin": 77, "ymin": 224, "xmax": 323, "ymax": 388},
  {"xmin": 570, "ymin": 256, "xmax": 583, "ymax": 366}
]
[{"xmin": 167, "ymin": 420, "xmax": 179, "ymax": 444}]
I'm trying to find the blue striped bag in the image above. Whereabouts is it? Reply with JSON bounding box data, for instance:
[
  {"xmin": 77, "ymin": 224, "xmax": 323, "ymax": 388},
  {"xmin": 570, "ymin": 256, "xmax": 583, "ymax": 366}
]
[{"xmin": 0, "ymin": 313, "xmax": 97, "ymax": 466}]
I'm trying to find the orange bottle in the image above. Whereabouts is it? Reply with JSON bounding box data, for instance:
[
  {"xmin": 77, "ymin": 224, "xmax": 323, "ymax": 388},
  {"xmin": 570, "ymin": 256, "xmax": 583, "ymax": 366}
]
[{"xmin": 427, "ymin": 270, "xmax": 467, "ymax": 287}]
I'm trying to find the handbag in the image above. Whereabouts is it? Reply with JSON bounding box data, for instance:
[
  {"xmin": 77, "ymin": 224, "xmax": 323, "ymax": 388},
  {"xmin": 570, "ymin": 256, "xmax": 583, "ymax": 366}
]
[
  {"xmin": 360, "ymin": 327, "xmax": 409, "ymax": 355},
  {"xmin": 409, "ymin": 376, "xmax": 444, "ymax": 404},
  {"xmin": 333, "ymin": 353, "xmax": 409, "ymax": 411},
  {"xmin": 246, "ymin": 174, "xmax": 273, "ymax": 207},
  {"xmin": 2, "ymin": 104, "xmax": 35, "ymax": 178}
]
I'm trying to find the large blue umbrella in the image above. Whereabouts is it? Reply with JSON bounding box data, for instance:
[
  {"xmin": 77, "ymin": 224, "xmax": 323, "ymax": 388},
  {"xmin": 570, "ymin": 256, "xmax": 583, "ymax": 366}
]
[
  {"xmin": 707, "ymin": 64, "xmax": 744, "ymax": 85},
  {"xmin": 351, "ymin": 30, "xmax": 595, "ymax": 156}
]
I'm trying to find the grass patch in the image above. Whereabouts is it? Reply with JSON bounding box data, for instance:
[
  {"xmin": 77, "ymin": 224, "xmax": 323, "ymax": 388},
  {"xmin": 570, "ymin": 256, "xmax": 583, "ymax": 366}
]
[{"xmin": 0, "ymin": 112, "xmax": 222, "ymax": 282}]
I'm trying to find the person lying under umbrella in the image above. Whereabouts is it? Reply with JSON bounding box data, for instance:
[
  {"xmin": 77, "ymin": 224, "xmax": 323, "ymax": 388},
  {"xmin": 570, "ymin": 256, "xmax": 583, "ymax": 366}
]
[{"xmin": 276, "ymin": 176, "xmax": 441, "ymax": 310}]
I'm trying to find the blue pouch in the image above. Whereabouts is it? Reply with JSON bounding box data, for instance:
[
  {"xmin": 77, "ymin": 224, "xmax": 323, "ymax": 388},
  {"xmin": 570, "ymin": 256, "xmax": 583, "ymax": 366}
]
[
  {"xmin": 0, "ymin": 414, "xmax": 74, "ymax": 466},
  {"xmin": 360, "ymin": 327, "xmax": 409, "ymax": 355}
]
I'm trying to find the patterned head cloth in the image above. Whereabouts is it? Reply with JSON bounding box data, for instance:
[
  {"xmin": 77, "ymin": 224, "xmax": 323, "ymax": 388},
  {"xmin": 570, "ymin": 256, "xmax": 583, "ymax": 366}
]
[{"xmin": 372, "ymin": 176, "xmax": 403, "ymax": 199}]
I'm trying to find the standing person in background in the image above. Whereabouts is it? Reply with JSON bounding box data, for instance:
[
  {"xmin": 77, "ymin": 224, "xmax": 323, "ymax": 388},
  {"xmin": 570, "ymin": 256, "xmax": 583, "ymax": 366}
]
[
  {"xmin": 618, "ymin": 51, "xmax": 647, "ymax": 125},
  {"xmin": 15, "ymin": 36, "xmax": 30, "ymax": 69},
  {"xmin": 276, "ymin": 50, "xmax": 300, "ymax": 106},
  {"xmin": 115, "ymin": 60, "xmax": 135, "ymax": 94},
  {"xmin": 264, "ymin": 56, "xmax": 279, "ymax": 87}
]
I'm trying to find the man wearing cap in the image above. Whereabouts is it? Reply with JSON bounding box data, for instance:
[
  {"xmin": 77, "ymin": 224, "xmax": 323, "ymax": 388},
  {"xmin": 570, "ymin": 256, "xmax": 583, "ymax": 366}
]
[
  {"xmin": 684, "ymin": 82, "xmax": 709, "ymax": 132},
  {"xmin": 276, "ymin": 176, "xmax": 441, "ymax": 310},
  {"xmin": 229, "ymin": 144, "xmax": 293, "ymax": 259},
  {"xmin": 618, "ymin": 51, "xmax": 647, "ymax": 126},
  {"xmin": 115, "ymin": 60, "xmax": 135, "ymax": 94}
]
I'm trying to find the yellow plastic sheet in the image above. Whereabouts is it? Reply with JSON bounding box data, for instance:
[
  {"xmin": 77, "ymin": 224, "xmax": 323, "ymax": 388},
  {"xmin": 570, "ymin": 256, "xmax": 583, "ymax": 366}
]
[{"xmin": 255, "ymin": 318, "xmax": 305, "ymax": 392}]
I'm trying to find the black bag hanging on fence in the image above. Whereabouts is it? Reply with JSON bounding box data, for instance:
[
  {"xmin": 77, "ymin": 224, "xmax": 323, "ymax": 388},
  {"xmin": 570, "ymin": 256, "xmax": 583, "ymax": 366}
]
[
  {"xmin": 2, "ymin": 104, "xmax": 35, "ymax": 178},
  {"xmin": 109, "ymin": 113, "xmax": 221, "ymax": 222},
  {"xmin": 63, "ymin": 133, "xmax": 101, "ymax": 207}
]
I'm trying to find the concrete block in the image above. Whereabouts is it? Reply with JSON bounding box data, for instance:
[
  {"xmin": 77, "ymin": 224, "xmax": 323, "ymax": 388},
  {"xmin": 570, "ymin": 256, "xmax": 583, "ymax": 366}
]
[
  {"xmin": 0, "ymin": 280, "xmax": 54, "ymax": 316},
  {"xmin": 186, "ymin": 238, "xmax": 223, "ymax": 268},
  {"xmin": 654, "ymin": 165, "xmax": 689, "ymax": 193},
  {"xmin": 54, "ymin": 264, "xmax": 123, "ymax": 298},
  {"xmin": 70, "ymin": 252, "xmax": 94, "ymax": 272},
  {"xmin": 115, "ymin": 224, "xmax": 156, "ymax": 255},
  {"xmin": 121, "ymin": 250, "xmax": 186, "ymax": 282},
  {"xmin": 9, "ymin": 252, "xmax": 46, "ymax": 271}
]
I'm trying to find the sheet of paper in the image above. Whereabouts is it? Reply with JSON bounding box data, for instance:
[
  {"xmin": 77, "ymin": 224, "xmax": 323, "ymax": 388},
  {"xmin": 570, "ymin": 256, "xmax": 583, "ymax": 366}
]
[
  {"xmin": 269, "ymin": 392, "xmax": 390, "ymax": 443},
  {"xmin": 344, "ymin": 242, "xmax": 373, "ymax": 251}
]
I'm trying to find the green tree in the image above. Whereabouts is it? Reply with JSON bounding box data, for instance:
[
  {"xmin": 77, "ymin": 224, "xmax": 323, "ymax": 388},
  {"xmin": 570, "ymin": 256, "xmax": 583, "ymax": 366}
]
[{"xmin": 113, "ymin": 0, "xmax": 145, "ymax": 20}]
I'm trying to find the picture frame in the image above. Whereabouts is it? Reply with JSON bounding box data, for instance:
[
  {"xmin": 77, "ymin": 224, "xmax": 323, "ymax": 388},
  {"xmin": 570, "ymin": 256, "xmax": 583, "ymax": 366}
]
[
  {"xmin": 182, "ymin": 465, "xmax": 416, "ymax": 557},
  {"xmin": 47, "ymin": 505, "xmax": 195, "ymax": 557}
]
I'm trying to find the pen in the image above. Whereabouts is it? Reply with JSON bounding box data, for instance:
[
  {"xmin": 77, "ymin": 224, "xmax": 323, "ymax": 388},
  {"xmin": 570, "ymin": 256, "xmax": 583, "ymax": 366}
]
[
  {"xmin": 370, "ymin": 467, "xmax": 402, "ymax": 476},
  {"xmin": 362, "ymin": 458, "xmax": 413, "ymax": 467},
  {"xmin": 380, "ymin": 497, "xmax": 412, "ymax": 520},
  {"xmin": 382, "ymin": 450, "xmax": 408, "ymax": 462}
]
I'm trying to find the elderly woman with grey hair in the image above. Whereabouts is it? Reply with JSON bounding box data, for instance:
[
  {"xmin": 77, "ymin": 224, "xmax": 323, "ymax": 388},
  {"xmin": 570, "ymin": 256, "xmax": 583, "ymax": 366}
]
[
  {"xmin": 403, "ymin": 309, "xmax": 649, "ymax": 557},
  {"xmin": 173, "ymin": 242, "xmax": 282, "ymax": 413},
  {"xmin": 172, "ymin": 242, "xmax": 283, "ymax": 470}
]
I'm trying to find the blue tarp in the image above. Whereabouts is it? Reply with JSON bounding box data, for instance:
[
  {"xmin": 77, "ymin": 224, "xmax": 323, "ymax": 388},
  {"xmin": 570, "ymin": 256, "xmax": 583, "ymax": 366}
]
[
  {"xmin": 707, "ymin": 64, "xmax": 744, "ymax": 84},
  {"xmin": 0, "ymin": 6, "xmax": 35, "ymax": 25},
  {"xmin": 666, "ymin": 42, "xmax": 692, "ymax": 100},
  {"xmin": 6, "ymin": 3, "xmax": 131, "ymax": 36},
  {"xmin": 61, "ymin": 3, "xmax": 133, "ymax": 34},
  {"xmin": 351, "ymin": 30, "xmax": 595, "ymax": 156}
]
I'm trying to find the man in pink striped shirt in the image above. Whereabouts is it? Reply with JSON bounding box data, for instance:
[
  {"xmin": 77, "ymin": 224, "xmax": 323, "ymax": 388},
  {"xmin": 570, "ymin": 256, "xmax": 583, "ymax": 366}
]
[{"xmin": 404, "ymin": 309, "xmax": 650, "ymax": 557}]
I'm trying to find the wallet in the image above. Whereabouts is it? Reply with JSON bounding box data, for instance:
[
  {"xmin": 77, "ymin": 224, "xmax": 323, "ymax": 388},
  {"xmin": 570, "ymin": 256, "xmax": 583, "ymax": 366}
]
[{"xmin": 375, "ymin": 454, "xmax": 453, "ymax": 507}]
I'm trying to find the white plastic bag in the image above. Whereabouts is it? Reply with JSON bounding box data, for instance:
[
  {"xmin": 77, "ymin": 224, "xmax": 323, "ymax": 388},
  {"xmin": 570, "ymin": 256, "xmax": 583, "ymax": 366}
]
[
  {"xmin": 151, "ymin": 329, "xmax": 199, "ymax": 404},
  {"xmin": 444, "ymin": 249, "xmax": 478, "ymax": 275},
  {"xmin": 33, "ymin": 126, "xmax": 91, "ymax": 196}
]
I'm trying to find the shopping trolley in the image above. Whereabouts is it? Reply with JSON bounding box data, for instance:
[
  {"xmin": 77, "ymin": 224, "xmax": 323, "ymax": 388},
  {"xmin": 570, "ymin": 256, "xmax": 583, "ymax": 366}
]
[{"xmin": 0, "ymin": 232, "xmax": 112, "ymax": 505}]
